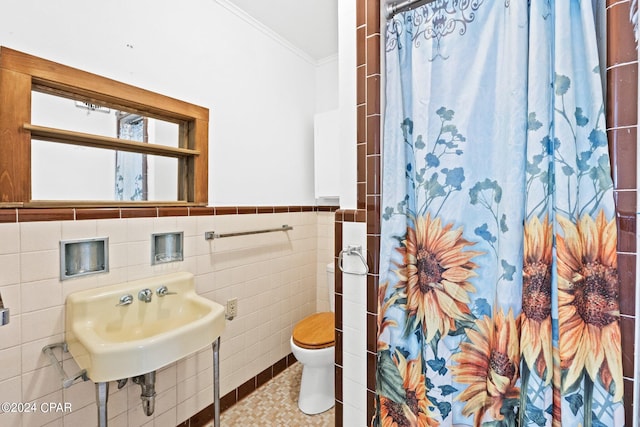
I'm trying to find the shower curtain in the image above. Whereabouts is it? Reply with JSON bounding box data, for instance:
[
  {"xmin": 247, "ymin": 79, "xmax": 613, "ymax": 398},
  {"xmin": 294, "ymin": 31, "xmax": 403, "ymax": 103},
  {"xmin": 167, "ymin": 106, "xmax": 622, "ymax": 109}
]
[{"xmin": 375, "ymin": 1, "xmax": 624, "ymax": 426}]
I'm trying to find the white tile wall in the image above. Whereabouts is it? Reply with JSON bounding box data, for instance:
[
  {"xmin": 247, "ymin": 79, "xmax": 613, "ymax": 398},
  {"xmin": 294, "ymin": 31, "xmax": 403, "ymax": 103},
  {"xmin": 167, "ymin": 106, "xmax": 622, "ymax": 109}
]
[
  {"xmin": 0, "ymin": 211, "xmax": 335, "ymax": 426},
  {"xmin": 316, "ymin": 212, "xmax": 336, "ymax": 312},
  {"xmin": 340, "ymin": 221, "xmax": 368, "ymax": 425}
]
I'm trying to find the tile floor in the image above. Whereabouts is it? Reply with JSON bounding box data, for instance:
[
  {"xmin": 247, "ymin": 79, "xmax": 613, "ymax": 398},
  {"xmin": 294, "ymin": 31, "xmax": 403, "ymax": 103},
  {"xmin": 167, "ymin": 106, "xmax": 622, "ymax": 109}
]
[{"xmin": 206, "ymin": 362, "xmax": 335, "ymax": 427}]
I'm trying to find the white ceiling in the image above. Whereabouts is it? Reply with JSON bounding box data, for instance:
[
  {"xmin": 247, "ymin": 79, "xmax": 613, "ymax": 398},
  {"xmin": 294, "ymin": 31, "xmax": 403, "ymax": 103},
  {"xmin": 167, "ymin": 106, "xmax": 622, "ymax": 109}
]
[{"xmin": 224, "ymin": 0, "xmax": 338, "ymax": 61}]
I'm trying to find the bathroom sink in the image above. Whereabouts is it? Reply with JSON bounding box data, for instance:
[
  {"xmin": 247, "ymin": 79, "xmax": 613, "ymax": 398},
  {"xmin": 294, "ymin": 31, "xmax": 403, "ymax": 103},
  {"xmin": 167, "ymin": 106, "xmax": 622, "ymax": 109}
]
[{"xmin": 65, "ymin": 272, "xmax": 225, "ymax": 382}]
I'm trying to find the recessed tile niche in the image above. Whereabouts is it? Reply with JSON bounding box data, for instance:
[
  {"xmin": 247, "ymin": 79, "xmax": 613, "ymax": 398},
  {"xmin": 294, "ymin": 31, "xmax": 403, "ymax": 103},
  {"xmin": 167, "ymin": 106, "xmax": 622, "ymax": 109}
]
[
  {"xmin": 60, "ymin": 237, "xmax": 109, "ymax": 280},
  {"xmin": 151, "ymin": 232, "xmax": 184, "ymax": 265}
]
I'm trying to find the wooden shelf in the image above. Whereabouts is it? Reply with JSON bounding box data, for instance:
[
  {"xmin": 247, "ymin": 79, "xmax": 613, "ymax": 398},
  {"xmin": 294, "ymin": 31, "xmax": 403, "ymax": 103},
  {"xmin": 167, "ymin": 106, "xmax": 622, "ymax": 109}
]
[{"xmin": 24, "ymin": 123, "xmax": 200, "ymax": 158}]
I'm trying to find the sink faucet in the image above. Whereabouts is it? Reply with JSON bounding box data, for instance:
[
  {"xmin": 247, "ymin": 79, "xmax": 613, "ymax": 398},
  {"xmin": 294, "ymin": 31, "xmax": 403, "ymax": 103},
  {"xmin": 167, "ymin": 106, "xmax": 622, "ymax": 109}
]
[
  {"xmin": 156, "ymin": 286, "xmax": 177, "ymax": 297},
  {"xmin": 138, "ymin": 289, "xmax": 153, "ymax": 303},
  {"xmin": 116, "ymin": 294, "xmax": 134, "ymax": 307}
]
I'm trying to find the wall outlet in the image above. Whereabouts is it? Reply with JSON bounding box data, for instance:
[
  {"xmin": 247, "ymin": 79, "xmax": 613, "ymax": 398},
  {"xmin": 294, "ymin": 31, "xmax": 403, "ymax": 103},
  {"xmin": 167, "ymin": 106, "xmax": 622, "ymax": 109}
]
[{"xmin": 226, "ymin": 298, "xmax": 238, "ymax": 320}]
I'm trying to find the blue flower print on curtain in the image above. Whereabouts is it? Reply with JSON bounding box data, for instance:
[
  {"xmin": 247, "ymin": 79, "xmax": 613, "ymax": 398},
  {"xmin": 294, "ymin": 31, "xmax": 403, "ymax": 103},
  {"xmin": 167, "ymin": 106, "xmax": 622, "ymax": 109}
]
[{"xmin": 374, "ymin": 1, "xmax": 625, "ymax": 426}]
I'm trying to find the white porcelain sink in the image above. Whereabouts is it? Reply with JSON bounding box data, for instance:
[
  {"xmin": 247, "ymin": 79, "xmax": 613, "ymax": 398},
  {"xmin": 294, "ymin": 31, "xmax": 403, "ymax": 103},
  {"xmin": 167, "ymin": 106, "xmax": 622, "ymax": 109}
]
[{"xmin": 65, "ymin": 272, "xmax": 225, "ymax": 382}]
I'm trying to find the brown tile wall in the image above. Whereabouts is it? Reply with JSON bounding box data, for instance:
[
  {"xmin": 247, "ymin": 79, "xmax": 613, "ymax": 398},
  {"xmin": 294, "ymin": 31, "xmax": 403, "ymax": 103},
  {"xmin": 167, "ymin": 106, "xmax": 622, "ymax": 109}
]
[
  {"xmin": 363, "ymin": 0, "xmax": 382, "ymax": 424},
  {"xmin": 607, "ymin": 1, "xmax": 638, "ymax": 425},
  {"xmin": 333, "ymin": 0, "xmax": 382, "ymax": 425}
]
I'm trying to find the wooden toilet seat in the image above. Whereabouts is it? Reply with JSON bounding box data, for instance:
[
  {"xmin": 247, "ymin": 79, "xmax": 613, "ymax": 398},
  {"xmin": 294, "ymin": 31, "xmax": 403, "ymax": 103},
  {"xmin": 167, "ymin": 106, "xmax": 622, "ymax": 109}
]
[{"xmin": 292, "ymin": 312, "xmax": 335, "ymax": 349}]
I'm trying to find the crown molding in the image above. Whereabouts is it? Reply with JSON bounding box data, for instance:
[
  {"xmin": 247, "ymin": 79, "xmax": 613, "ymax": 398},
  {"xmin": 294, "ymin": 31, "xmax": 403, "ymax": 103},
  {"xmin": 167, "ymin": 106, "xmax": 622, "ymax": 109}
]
[
  {"xmin": 215, "ymin": 0, "xmax": 318, "ymax": 66},
  {"xmin": 316, "ymin": 53, "xmax": 339, "ymax": 67}
]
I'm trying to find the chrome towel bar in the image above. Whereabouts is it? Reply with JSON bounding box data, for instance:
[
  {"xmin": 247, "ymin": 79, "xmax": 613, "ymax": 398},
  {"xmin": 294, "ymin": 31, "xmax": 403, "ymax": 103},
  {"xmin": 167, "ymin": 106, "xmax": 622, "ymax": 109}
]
[{"xmin": 204, "ymin": 224, "xmax": 293, "ymax": 240}]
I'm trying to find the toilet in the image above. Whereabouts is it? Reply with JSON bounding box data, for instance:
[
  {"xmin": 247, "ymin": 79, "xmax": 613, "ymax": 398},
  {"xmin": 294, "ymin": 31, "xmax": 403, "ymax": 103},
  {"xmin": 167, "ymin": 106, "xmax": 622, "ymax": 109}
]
[{"xmin": 290, "ymin": 263, "xmax": 335, "ymax": 415}]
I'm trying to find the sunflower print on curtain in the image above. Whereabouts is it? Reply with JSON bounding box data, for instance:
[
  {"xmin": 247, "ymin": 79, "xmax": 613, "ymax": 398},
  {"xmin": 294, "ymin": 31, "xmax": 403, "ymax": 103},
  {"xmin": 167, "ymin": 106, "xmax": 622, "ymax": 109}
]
[{"xmin": 374, "ymin": 1, "xmax": 625, "ymax": 426}]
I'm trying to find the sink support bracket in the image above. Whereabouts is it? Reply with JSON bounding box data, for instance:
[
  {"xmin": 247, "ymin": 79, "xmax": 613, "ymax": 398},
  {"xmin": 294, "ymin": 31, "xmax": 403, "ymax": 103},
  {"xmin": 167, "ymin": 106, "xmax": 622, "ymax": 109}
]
[
  {"xmin": 213, "ymin": 337, "xmax": 221, "ymax": 427},
  {"xmin": 42, "ymin": 342, "xmax": 88, "ymax": 388}
]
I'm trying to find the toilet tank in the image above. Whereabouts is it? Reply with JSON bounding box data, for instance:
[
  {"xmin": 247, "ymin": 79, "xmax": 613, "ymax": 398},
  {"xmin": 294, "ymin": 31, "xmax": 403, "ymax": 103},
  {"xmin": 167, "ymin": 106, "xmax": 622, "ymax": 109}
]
[{"xmin": 327, "ymin": 262, "xmax": 335, "ymax": 312}]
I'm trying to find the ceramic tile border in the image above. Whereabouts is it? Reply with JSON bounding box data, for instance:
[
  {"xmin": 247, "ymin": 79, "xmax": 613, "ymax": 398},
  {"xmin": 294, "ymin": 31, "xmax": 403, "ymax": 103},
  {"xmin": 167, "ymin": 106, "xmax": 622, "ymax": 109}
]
[
  {"xmin": 361, "ymin": 0, "xmax": 383, "ymax": 424},
  {"xmin": 177, "ymin": 353, "xmax": 299, "ymax": 427},
  {"xmin": 0, "ymin": 205, "xmax": 338, "ymax": 223},
  {"xmin": 606, "ymin": 1, "xmax": 637, "ymax": 425}
]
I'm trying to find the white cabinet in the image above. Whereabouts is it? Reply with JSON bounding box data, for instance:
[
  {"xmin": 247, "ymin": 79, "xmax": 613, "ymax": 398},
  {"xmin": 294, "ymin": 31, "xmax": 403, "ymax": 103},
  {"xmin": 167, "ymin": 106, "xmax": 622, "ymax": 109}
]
[{"xmin": 314, "ymin": 109, "xmax": 341, "ymax": 203}]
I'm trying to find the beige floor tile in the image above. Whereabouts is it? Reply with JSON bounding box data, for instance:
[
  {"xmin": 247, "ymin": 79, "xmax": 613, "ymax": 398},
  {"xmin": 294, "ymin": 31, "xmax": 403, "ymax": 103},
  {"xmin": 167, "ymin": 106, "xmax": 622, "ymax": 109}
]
[{"xmin": 211, "ymin": 362, "xmax": 335, "ymax": 427}]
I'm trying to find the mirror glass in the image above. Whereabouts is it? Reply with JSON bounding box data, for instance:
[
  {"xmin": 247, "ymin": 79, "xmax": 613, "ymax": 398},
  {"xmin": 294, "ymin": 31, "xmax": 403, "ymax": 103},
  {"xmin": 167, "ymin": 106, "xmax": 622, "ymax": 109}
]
[{"xmin": 30, "ymin": 91, "xmax": 180, "ymax": 201}]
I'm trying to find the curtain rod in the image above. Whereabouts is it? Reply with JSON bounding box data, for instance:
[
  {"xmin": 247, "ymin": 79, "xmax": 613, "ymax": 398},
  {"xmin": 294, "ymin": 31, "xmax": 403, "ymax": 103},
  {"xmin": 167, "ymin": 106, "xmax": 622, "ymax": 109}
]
[{"xmin": 385, "ymin": 0, "xmax": 436, "ymax": 19}]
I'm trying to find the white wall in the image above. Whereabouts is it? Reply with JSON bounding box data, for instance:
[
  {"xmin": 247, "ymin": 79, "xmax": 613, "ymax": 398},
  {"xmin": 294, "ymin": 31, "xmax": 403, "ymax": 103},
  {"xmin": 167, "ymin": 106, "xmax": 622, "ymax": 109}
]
[
  {"xmin": 338, "ymin": 0, "xmax": 358, "ymax": 209},
  {"xmin": 0, "ymin": 0, "xmax": 321, "ymax": 206},
  {"xmin": 30, "ymin": 93, "xmax": 116, "ymax": 200},
  {"xmin": 30, "ymin": 93, "xmax": 181, "ymax": 201},
  {"xmin": 316, "ymin": 55, "xmax": 339, "ymax": 113},
  {"xmin": 340, "ymin": 222, "xmax": 368, "ymax": 425}
]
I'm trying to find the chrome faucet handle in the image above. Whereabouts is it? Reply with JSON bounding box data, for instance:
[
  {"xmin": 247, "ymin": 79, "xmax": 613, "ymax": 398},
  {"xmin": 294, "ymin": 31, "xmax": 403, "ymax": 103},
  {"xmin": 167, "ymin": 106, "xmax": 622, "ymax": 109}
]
[
  {"xmin": 156, "ymin": 286, "xmax": 177, "ymax": 297},
  {"xmin": 138, "ymin": 289, "xmax": 153, "ymax": 303},
  {"xmin": 116, "ymin": 294, "xmax": 134, "ymax": 307}
]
